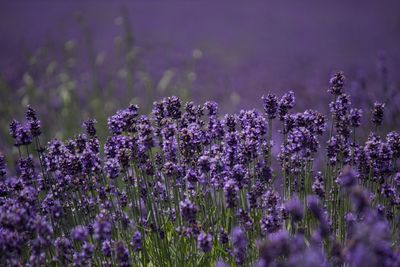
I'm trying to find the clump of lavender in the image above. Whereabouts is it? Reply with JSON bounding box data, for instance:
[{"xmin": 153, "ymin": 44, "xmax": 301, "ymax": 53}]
[{"xmin": 1, "ymin": 72, "xmax": 399, "ymax": 266}]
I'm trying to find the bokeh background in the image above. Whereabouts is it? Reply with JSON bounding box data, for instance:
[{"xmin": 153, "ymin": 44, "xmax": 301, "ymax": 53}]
[{"xmin": 1, "ymin": 0, "xmax": 400, "ymax": 152}]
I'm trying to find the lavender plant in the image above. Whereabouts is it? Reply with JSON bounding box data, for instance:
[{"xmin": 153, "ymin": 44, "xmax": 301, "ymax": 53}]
[{"xmin": 0, "ymin": 72, "xmax": 399, "ymax": 266}]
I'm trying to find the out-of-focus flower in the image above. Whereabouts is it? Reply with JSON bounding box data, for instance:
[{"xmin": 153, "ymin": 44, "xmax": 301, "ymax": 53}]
[
  {"xmin": 197, "ymin": 231, "xmax": 212, "ymax": 253},
  {"xmin": 231, "ymin": 227, "xmax": 247, "ymax": 265},
  {"xmin": 371, "ymin": 102, "xmax": 385, "ymax": 126}
]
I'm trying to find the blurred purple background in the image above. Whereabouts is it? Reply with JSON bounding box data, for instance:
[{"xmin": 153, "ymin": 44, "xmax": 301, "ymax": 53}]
[{"xmin": 1, "ymin": 1, "xmax": 400, "ymax": 112}]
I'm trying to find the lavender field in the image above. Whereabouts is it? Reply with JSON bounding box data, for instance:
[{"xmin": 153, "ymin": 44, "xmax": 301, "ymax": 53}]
[{"xmin": 1, "ymin": 1, "xmax": 400, "ymax": 267}]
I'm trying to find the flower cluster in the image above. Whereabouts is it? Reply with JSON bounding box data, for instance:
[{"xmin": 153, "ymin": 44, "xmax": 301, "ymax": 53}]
[{"xmin": 0, "ymin": 72, "xmax": 399, "ymax": 266}]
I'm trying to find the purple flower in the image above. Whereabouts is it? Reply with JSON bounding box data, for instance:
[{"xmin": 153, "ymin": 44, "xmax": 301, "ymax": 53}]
[
  {"xmin": 326, "ymin": 135, "xmax": 345, "ymax": 166},
  {"xmin": 0, "ymin": 152, "xmax": 6, "ymax": 178},
  {"xmin": 25, "ymin": 105, "xmax": 38, "ymax": 121},
  {"xmin": 75, "ymin": 133, "xmax": 87, "ymax": 153},
  {"xmin": 93, "ymin": 215, "xmax": 112, "ymax": 241},
  {"xmin": 137, "ymin": 116, "xmax": 154, "ymax": 152},
  {"xmin": 101, "ymin": 240, "xmax": 113, "ymax": 257},
  {"xmin": 336, "ymin": 166, "xmax": 358, "ymax": 189},
  {"xmin": 204, "ymin": 100, "xmax": 219, "ymax": 117},
  {"xmin": 34, "ymin": 216, "xmax": 53, "ymax": 243},
  {"xmin": 371, "ymin": 102, "xmax": 385, "ymax": 126},
  {"xmin": 80, "ymin": 147, "xmax": 102, "ymax": 174},
  {"xmin": 343, "ymin": 208, "xmax": 396, "ymax": 267},
  {"xmin": 17, "ymin": 156, "xmax": 35, "ymax": 182},
  {"xmin": 345, "ymin": 212, "xmax": 356, "ymax": 238},
  {"xmin": 9, "ymin": 119, "xmax": 32, "ymax": 146},
  {"xmin": 231, "ymin": 227, "xmax": 247, "ymax": 265},
  {"xmin": 285, "ymin": 196, "xmax": 303, "ymax": 222},
  {"xmin": 197, "ymin": 231, "xmax": 212, "ymax": 253},
  {"xmin": 394, "ymin": 172, "xmax": 400, "ymax": 188},
  {"xmin": 328, "ymin": 71, "xmax": 345, "ymax": 95},
  {"xmin": 19, "ymin": 185, "xmax": 37, "ymax": 204},
  {"xmin": 215, "ymin": 260, "xmax": 229, "ymax": 267},
  {"xmin": 54, "ymin": 237, "xmax": 73, "ymax": 265},
  {"xmin": 73, "ymin": 241, "xmax": 94, "ymax": 266},
  {"xmin": 181, "ymin": 101, "xmax": 204, "ymax": 127},
  {"xmin": 237, "ymin": 209, "xmax": 253, "ymax": 230},
  {"xmin": 3, "ymin": 90, "xmax": 400, "ymax": 266},
  {"xmin": 179, "ymin": 198, "xmax": 198, "ymax": 224},
  {"xmin": 231, "ymin": 164, "xmax": 247, "ymax": 189},
  {"xmin": 330, "ymin": 93, "xmax": 351, "ymax": 138},
  {"xmin": 278, "ymin": 91, "xmax": 295, "ymax": 121},
  {"xmin": 71, "ymin": 226, "xmax": 89, "ymax": 242},
  {"xmin": 26, "ymin": 105, "xmax": 41, "ymax": 137},
  {"xmin": 260, "ymin": 190, "xmax": 283, "ymax": 234},
  {"xmin": 179, "ymin": 122, "xmax": 204, "ymax": 161},
  {"xmin": 108, "ymin": 104, "xmax": 139, "ymax": 135},
  {"xmin": 164, "ymin": 96, "xmax": 182, "ymax": 119},
  {"xmin": 218, "ymin": 228, "xmax": 229, "ymax": 245},
  {"xmin": 160, "ymin": 122, "xmax": 178, "ymax": 162},
  {"xmin": 198, "ymin": 155, "xmax": 211, "ymax": 173},
  {"xmin": 9, "ymin": 119, "xmax": 20, "ymax": 140},
  {"xmin": 349, "ymin": 187, "xmax": 370, "ymax": 213},
  {"xmin": 130, "ymin": 230, "xmax": 142, "ymax": 252},
  {"xmin": 44, "ymin": 139, "xmax": 67, "ymax": 172},
  {"xmin": 258, "ymin": 230, "xmax": 291, "ymax": 264},
  {"xmin": 262, "ymin": 93, "xmax": 278, "ymax": 119},
  {"xmin": 105, "ymin": 158, "xmax": 121, "ymax": 179},
  {"xmin": 349, "ymin": 108, "xmax": 362, "ymax": 128},
  {"xmin": 307, "ymin": 195, "xmax": 330, "ymax": 238},
  {"xmin": 386, "ymin": 131, "xmax": 400, "ymax": 158},
  {"xmin": 224, "ymin": 114, "xmax": 237, "ymax": 132},
  {"xmin": 83, "ymin": 119, "xmax": 97, "ymax": 137},
  {"xmin": 115, "ymin": 241, "xmax": 131, "ymax": 267},
  {"xmin": 224, "ymin": 179, "xmax": 239, "ymax": 208},
  {"xmin": 312, "ymin": 172, "xmax": 325, "ymax": 199},
  {"xmin": 260, "ymin": 213, "xmax": 283, "ymax": 234},
  {"xmin": 307, "ymin": 195, "xmax": 323, "ymax": 220},
  {"xmin": 41, "ymin": 194, "xmax": 63, "ymax": 218}
]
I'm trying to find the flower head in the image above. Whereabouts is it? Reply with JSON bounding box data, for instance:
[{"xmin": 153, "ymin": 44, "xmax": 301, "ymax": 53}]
[
  {"xmin": 328, "ymin": 71, "xmax": 345, "ymax": 95},
  {"xmin": 262, "ymin": 93, "xmax": 278, "ymax": 119},
  {"xmin": 371, "ymin": 102, "xmax": 385, "ymax": 126}
]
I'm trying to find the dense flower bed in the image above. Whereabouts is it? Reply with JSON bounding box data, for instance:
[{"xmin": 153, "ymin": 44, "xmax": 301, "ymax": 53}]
[{"xmin": 0, "ymin": 72, "xmax": 399, "ymax": 266}]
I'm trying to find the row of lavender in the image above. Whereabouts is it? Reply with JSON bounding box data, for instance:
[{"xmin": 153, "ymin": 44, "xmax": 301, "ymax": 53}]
[{"xmin": 1, "ymin": 72, "xmax": 399, "ymax": 266}]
